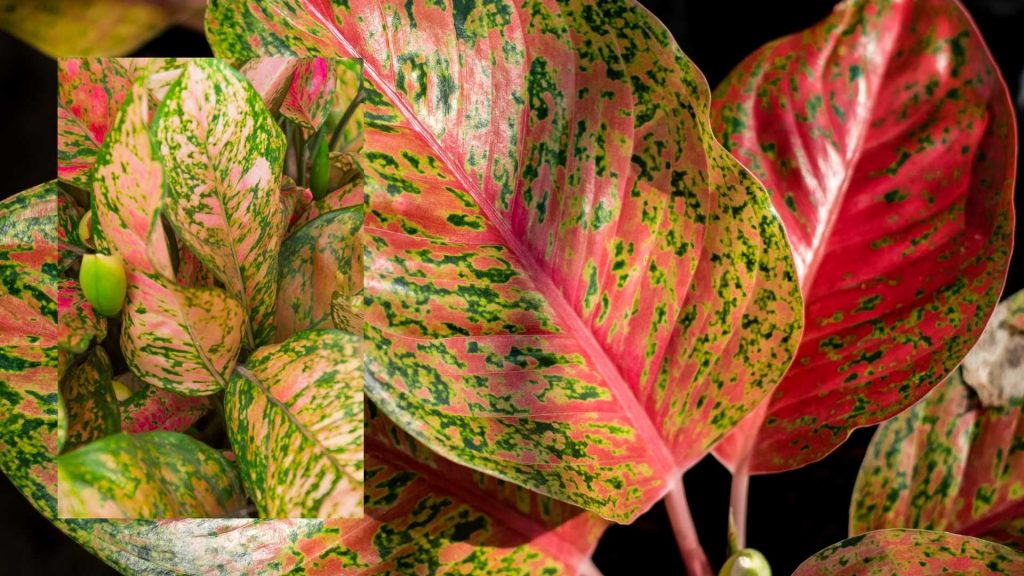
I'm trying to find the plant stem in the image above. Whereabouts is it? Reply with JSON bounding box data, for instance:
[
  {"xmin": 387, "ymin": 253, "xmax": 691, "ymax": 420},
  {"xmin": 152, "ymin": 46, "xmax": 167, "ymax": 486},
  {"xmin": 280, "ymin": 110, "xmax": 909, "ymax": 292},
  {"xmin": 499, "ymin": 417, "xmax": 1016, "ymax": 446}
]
[
  {"xmin": 329, "ymin": 89, "xmax": 364, "ymax": 151},
  {"xmin": 294, "ymin": 125, "xmax": 307, "ymax": 187},
  {"xmin": 730, "ymin": 454, "xmax": 751, "ymax": 551},
  {"xmin": 665, "ymin": 478, "xmax": 713, "ymax": 576}
]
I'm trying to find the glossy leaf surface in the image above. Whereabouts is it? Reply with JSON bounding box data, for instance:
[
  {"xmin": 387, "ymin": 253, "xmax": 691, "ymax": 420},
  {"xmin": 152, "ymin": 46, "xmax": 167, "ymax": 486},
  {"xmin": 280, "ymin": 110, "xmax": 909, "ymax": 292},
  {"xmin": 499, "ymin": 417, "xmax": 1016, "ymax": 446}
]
[
  {"xmin": 154, "ymin": 58, "xmax": 287, "ymax": 349},
  {"xmin": 793, "ymin": 529, "xmax": 1024, "ymax": 575},
  {"xmin": 118, "ymin": 377, "xmax": 211, "ymax": 433},
  {"xmin": 59, "ymin": 347, "xmax": 119, "ymax": 453},
  {"xmin": 56, "ymin": 190, "xmax": 84, "ymax": 272},
  {"xmin": 711, "ymin": 0, "xmax": 1016, "ymax": 473},
  {"xmin": 93, "ymin": 81, "xmax": 245, "ymax": 395},
  {"xmin": 851, "ymin": 292, "xmax": 1024, "ymax": 550},
  {"xmin": 280, "ymin": 57, "xmax": 335, "ymax": 131},
  {"xmin": 207, "ymin": 0, "xmax": 804, "ymax": 522},
  {"xmin": 226, "ymin": 330, "xmax": 363, "ymax": 518},
  {"xmin": 57, "ymin": 280, "xmax": 106, "ymax": 354},
  {"xmin": 58, "ymin": 431, "xmax": 246, "ymax": 518}
]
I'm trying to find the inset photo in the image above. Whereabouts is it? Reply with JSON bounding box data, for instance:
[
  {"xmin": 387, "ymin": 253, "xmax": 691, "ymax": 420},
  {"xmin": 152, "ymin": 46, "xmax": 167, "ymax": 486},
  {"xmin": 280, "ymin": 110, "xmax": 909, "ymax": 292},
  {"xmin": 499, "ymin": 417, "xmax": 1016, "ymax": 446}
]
[{"xmin": 56, "ymin": 56, "xmax": 365, "ymax": 519}]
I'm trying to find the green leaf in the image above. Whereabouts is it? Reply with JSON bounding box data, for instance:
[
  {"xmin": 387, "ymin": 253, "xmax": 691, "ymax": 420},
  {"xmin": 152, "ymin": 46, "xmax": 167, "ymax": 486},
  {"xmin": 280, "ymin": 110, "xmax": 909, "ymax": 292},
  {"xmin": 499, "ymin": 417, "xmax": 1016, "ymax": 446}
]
[
  {"xmin": 274, "ymin": 205, "xmax": 362, "ymax": 342},
  {"xmin": 794, "ymin": 529, "xmax": 1024, "ymax": 575},
  {"xmin": 57, "ymin": 280, "xmax": 106, "ymax": 354},
  {"xmin": 225, "ymin": 330, "xmax": 363, "ymax": 518},
  {"xmin": 153, "ymin": 58, "xmax": 288, "ymax": 349},
  {"xmin": 93, "ymin": 80, "xmax": 245, "ymax": 395},
  {"xmin": 57, "ymin": 431, "xmax": 246, "ymax": 518},
  {"xmin": 206, "ymin": 0, "xmax": 804, "ymax": 522},
  {"xmin": 58, "ymin": 347, "xmax": 119, "ymax": 453}
]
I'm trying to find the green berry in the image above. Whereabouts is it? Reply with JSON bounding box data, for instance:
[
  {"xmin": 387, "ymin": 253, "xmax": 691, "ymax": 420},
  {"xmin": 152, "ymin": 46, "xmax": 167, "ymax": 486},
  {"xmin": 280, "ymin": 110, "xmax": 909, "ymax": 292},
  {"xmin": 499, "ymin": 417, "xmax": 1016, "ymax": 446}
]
[
  {"xmin": 720, "ymin": 549, "xmax": 771, "ymax": 576},
  {"xmin": 310, "ymin": 136, "xmax": 331, "ymax": 200},
  {"xmin": 79, "ymin": 253, "xmax": 127, "ymax": 317}
]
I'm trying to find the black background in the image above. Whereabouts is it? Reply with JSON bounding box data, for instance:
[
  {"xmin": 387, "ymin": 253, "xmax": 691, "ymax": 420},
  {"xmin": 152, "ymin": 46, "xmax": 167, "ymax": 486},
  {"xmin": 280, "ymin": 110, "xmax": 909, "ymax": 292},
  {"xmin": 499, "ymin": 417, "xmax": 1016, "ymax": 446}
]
[{"xmin": 1, "ymin": 1, "xmax": 1021, "ymax": 574}]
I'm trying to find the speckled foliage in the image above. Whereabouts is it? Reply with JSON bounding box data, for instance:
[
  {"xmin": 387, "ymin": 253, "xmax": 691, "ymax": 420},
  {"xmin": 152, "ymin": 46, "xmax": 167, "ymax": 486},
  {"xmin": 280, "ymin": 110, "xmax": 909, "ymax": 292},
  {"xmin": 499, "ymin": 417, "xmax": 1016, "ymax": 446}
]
[
  {"xmin": 710, "ymin": 0, "xmax": 1016, "ymax": 474},
  {"xmin": 225, "ymin": 330, "xmax": 364, "ymax": 518},
  {"xmin": 118, "ymin": 379, "xmax": 211, "ymax": 434},
  {"xmin": 206, "ymin": 0, "xmax": 804, "ymax": 523},
  {"xmin": 793, "ymin": 529, "xmax": 1024, "ymax": 575},
  {"xmin": 281, "ymin": 57, "xmax": 336, "ymax": 131},
  {"xmin": 56, "ymin": 190, "xmax": 84, "ymax": 272},
  {"xmin": 59, "ymin": 347, "xmax": 119, "ymax": 453},
  {"xmin": 851, "ymin": 292, "xmax": 1024, "ymax": 550},
  {"xmin": 57, "ymin": 280, "xmax": 106, "ymax": 354}
]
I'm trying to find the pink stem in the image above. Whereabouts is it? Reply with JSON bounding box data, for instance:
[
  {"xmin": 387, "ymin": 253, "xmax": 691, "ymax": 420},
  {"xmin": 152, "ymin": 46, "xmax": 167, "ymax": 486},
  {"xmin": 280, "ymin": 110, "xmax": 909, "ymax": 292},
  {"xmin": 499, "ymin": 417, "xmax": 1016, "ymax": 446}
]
[
  {"xmin": 729, "ymin": 453, "xmax": 751, "ymax": 551},
  {"xmin": 665, "ymin": 479, "xmax": 713, "ymax": 576}
]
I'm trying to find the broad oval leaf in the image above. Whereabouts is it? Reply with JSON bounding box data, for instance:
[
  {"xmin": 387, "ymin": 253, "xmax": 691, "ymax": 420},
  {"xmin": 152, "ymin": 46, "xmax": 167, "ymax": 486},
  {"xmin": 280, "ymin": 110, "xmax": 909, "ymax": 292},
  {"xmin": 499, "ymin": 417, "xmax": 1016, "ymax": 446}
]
[
  {"xmin": 57, "ymin": 280, "xmax": 106, "ymax": 354},
  {"xmin": 118, "ymin": 375, "xmax": 211, "ymax": 433},
  {"xmin": 57, "ymin": 431, "xmax": 246, "ymax": 518},
  {"xmin": 851, "ymin": 292, "xmax": 1024, "ymax": 550},
  {"xmin": 207, "ymin": 0, "xmax": 804, "ymax": 522},
  {"xmin": 225, "ymin": 329, "xmax": 363, "ymax": 518},
  {"xmin": 153, "ymin": 58, "xmax": 287, "ymax": 349},
  {"xmin": 793, "ymin": 529, "xmax": 1024, "ymax": 576},
  {"xmin": 93, "ymin": 79, "xmax": 245, "ymax": 395},
  {"xmin": 280, "ymin": 57, "xmax": 336, "ymax": 131},
  {"xmin": 58, "ymin": 347, "xmax": 119, "ymax": 453},
  {"xmin": 711, "ymin": 0, "xmax": 1016, "ymax": 473}
]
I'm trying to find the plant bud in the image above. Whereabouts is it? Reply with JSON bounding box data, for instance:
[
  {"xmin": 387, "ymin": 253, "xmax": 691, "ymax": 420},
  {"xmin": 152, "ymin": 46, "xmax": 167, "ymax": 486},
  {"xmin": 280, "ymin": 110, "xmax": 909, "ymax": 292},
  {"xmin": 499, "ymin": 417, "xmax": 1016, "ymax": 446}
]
[
  {"xmin": 79, "ymin": 253, "xmax": 127, "ymax": 317},
  {"xmin": 720, "ymin": 549, "xmax": 771, "ymax": 576}
]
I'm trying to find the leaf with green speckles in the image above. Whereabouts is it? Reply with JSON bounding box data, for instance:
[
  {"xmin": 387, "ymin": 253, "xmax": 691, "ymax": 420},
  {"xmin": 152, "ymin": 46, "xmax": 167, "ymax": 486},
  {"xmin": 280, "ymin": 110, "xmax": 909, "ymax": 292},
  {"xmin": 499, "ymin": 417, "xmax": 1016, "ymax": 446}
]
[
  {"xmin": 237, "ymin": 57, "xmax": 300, "ymax": 113},
  {"xmin": 58, "ymin": 347, "xmax": 119, "ymax": 453},
  {"xmin": 275, "ymin": 206, "xmax": 363, "ymax": 342},
  {"xmin": 793, "ymin": 529, "xmax": 1024, "ymax": 575},
  {"xmin": 331, "ymin": 288, "xmax": 363, "ymax": 334},
  {"xmin": 225, "ymin": 330, "xmax": 363, "ymax": 517},
  {"xmin": 57, "ymin": 189, "xmax": 85, "ymax": 272},
  {"xmin": 154, "ymin": 58, "xmax": 288, "ymax": 349},
  {"xmin": 851, "ymin": 292, "xmax": 1024, "ymax": 551},
  {"xmin": 93, "ymin": 79, "xmax": 246, "ymax": 396},
  {"xmin": 0, "ymin": 1, "xmax": 204, "ymax": 58},
  {"xmin": 57, "ymin": 280, "xmax": 106, "ymax": 354},
  {"xmin": 280, "ymin": 57, "xmax": 336, "ymax": 131},
  {"xmin": 711, "ymin": 0, "xmax": 1016, "ymax": 474},
  {"xmin": 118, "ymin": 375, "xmax": 211, "ymax": 434},
  {"xmin": 206, "ymin": 0, "xmax": 804, "ymax": 523},
  {"xmin": 57, "ymin": 431, "xmax": 246, "ymax": 518}
]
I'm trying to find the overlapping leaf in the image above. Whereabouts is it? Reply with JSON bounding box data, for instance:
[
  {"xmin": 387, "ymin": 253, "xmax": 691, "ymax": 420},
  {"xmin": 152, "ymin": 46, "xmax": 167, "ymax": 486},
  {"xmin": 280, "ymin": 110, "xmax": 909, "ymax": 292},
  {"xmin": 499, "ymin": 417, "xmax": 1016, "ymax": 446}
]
[
  {"xmin": 57, "ymin": 431, "xmax": 246, "ymax": 518},
  {"xmin": 58, "ymin": 347, "xmax": 119, "ymax": 453},
  {"xmin": 851, "ymin": 292, "xmax": 1024, "ymax": 550},
  {"xmin": 93, "ymin": 80, "xmax": 245, "ymax": 395},
  {"xmin": 280, "ymin": 57, "xmax": 335, "ymax": 131},
  {"xmin": 118, "ymin": 376, "xmax": 210, "ymax": 433},
  {"xmin": 710, "ymin": 0, "xmax": 1016, "ymax": 473},
  {"xmin": 225, "ymin": 330, "xmax": 363, "ymax": 518},
  {"xmin": 207, "ymin": 0, "xmax": 804, "ymax": 522},
  {"xmin": 57, "ymin": 189, "xmax": 85, "ymax": 271},
  {"xmin": 153, "ymin": 58, "xmax": 287, "ymax": 349},
  {"xmin": 57, "ymin": 280, "xmax": 106, "ymax": 354},
  {"xmin": 793, "ymin": 529, "xmax": 1024, "ymax": 575},
  {"xmin": 274, "ymin": 205, "xmax": 362, "ymax": 341}
]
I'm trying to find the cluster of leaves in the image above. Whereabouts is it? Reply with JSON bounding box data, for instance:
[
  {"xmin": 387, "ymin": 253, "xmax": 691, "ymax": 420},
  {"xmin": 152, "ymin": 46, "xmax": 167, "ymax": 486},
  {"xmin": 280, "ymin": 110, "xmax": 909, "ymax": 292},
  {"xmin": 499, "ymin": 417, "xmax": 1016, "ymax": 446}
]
[
  {"xmin": 55, "ymin": 56, "xmax": 365, "ymax": 519},
  {"xmin": 0, "ymin": 0, "xmax": 1020, "ymax": 574}
]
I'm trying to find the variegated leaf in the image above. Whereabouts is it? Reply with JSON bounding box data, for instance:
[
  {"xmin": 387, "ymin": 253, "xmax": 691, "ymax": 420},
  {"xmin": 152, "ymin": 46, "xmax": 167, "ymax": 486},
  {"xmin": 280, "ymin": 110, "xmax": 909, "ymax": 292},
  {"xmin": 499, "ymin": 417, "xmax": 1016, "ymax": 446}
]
[
  {"xmin": 281, "ymin": 57, "xmax": 335, "ymax": 131},
  {"xmin": 291, "ymin": 170, "xmax": 363, "ymax": 230},
  {"xmin": 118, "ymin": 375, "xmax": 211, "ymax": 433},
  {"xmin": 57, "ymin": 189, "xmax": 84, "ymax": 272},
  {"xmin": 274, "ymin": 206, "xmax": 362, "ymax": 342},
  {"xmin": 57, "ymin": 280, "xmax": 106, "ymax": 354},
  {"xmin": 331, "ymin": 288, "xmax": 363, "ymax": 334},
  {"xmin": 710, "ymin": 0, "xmax": 1016, "ymax": 473},
  {"xmin": 58, "ymin": 57, "xmax": 132, "ymax": 189},
  {"xmin": 225, "ymin": 330, "xmax": 363, "ymax": 518},
  {"xmin": 851, "ymin": 292, "xmax": 1024, "ymax": 550},
  {"xmin": 154, "ymin": 58, "xmax": 287, "ymax": 348},
  {"xmin": 58, "ymin": 347, "xmax": 119, "ymax": 453},
  {"xmin": 206, "ymin": 0, "xmax": 804, "ymax": 522},
  {"xmin": 238, "ymin": 57, "xmax": 300, "ymax": 113},
  {"xmin": 93, "ymin": 77, "xmax": 245, "ymax": 395},
  {"xmin": 57, "ymin": 431, "xmax": 246, "ymax": 518},
  {"xmin": 793, "ymin": 529, "xmax": 1024, "ymax": 576}
]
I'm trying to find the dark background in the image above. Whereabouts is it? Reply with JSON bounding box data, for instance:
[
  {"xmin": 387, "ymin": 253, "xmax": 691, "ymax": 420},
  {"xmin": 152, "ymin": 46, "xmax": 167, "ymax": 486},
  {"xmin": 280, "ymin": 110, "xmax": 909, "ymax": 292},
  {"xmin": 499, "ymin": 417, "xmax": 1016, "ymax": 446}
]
[{"xmin": 1, "ymin": 1, "xmax": 1021, "ymax": 574}]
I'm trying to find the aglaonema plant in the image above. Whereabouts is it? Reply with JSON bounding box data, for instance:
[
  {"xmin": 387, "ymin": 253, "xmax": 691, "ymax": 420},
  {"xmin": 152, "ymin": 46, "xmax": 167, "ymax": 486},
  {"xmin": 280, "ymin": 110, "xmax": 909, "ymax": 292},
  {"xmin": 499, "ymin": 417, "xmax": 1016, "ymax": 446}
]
[{"xmin": 53, "ymin": 56, "xmax": 366, "ymax": 519}]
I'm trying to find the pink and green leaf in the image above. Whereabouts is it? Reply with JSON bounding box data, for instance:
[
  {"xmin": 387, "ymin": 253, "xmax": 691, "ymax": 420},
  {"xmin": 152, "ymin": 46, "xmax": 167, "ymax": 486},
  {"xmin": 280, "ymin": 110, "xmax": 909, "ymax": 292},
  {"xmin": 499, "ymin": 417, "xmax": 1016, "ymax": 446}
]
[
  {"xmin": 153, "ymin": 58, "xmax": 288, "ymax": 349},
  {"xmin": 56, "ymin": 190, "xmax": 85, "ymax": 272},
  {"xmin": 280, "ymin": 57, "xmax": 336, "ymax": 131},
  {"xmin": 57, "ymin": 280, "xmax": 106, "ymax": 354},
  {"xmin": 207, "ymin": 0, "xmax": 805, "ymax": 523},
  {"xmin": 237, "ymin": 57, "xmax": 300, "ymax": 113},
  {"xmin": 851, "ymin": 292, "xmax": 1024, "ymax": 550},
  {"xmin": 711, "ymin": 0, "xmax": 1016, "ymax": 473},
  {"xmin": 57, "ymin": 431, "xmax": 246, "ymax": 518},
  {"xmin": 793, "ymin": 529, "xmax": 1024, "ymax": 576},
  {"xmin": 118, "ymin": 376, "xmax": 210, "ymax": 433},
  {"xmin": 225, "ymin": 329, "xmax": 363, "ymax": 518},
  {"xmin": 58, "ymin": 347, "xmax": 119, "ymax": 453}
]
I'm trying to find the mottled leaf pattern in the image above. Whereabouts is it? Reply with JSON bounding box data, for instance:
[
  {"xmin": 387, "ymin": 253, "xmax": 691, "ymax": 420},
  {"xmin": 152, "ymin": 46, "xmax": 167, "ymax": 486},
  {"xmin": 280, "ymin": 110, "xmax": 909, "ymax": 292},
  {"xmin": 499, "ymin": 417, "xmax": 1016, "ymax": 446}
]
[
  {"xmin": 851, "ymin": 293, "xmax": 1024, "ymax": 551},
  {"xmin": 793, "ymin": 529, "xmax": 1024, "ymax": 576},
  {"xmin": 59, "ymin": 347, "xmax": 119, "ymax": 453},
  {"xmin": 92, "ymin": 80, "xmax": 245, "ymax": 395},
  {"xmin": 154, "ymin": 58, "xmax": 287, "ymax": 348},
  {"xmin": 225, "ymin": 330, "xmax": 363, "ymax": 518},
  {"xmin": 711, "ymin": 0, "xmax": 1016, "ymax": 473},
  {"xmin": 58, "ymin": 431, "xmax": 246, "ymax": 518},
  {"xmin": 206, "ymin": 0, "xmax": 804, "ymax": 522},
  {"xmin": 331, "ymin": 288, "xmax": 363, "ymax": 334},
  {"xmin": 238, "ymin": 57, "xmax": 299, "ymax": 113},
  {"xmin": 57, "ymin": 280, "xmax": 106, "ymax": 354},
  {"xmin": 57, "ymin": 189, "xmax": 85, "ymax": 272},
  {"xmin": 280, "ymin": 57, "xmax": 335, "ymax": 131},
  {"xmin": 119, "ymin": 377, "xmax": 211, "ymax": 434},
  {"xmin": 274, "ymin": 206, "xmax": 362, "ymax": 342}
]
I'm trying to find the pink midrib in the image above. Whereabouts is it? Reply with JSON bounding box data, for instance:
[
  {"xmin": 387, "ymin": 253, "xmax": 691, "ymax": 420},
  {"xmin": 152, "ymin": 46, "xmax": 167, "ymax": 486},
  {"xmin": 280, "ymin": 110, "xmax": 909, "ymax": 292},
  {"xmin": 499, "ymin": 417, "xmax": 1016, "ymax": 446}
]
[{"xmin": 307, "ymin": 4, "xmax": 678, "ymax": 502}]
